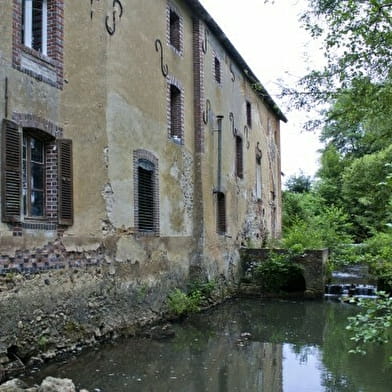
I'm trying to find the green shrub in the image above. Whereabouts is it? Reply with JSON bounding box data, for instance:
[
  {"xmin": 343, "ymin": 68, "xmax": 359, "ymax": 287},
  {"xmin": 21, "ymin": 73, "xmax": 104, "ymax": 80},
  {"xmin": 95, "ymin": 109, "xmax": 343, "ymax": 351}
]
[
  {"xmin": 346, "ymin": 292, "xmax": 392, "ymax": 362},
  {"xmin": 167, "ymin": 288, "xmax": 203, "ymax": 316},
  {"xmin": 363, "ymin": 231, "xmax": 392, "ymax": 292},
  {"xmin": 253, "ymin": 252, "xmax": 304, "ymax": 293}
]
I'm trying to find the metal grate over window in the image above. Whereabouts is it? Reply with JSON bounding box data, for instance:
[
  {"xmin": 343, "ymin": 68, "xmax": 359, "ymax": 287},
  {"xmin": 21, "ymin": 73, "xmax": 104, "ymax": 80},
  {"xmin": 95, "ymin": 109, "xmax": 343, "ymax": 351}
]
[
  {"xmin": 216, "ymin": 192, "xmax": 226, "ymax": 234},
  {"xmin": 235, "ymin": 135, "xmax": 243, "ymax": 179},
  {"xmin": 214, "ymin": 56, "xmax": 221, "ymax": 84},
  {"xmin": 137, "ymin": 159, "xmax": 155, "ymax": 232}
]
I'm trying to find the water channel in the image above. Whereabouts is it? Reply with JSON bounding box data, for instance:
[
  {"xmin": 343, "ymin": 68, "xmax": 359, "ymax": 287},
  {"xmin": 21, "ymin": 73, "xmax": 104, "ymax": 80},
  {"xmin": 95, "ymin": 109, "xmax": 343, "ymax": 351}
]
[{"xmin": 24, "ymin": 299, "xmax": 391, "ymax": 392}]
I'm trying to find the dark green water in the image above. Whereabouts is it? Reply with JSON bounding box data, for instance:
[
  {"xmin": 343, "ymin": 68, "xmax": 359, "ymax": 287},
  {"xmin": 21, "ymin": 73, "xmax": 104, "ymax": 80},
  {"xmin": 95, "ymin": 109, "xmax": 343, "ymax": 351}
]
[{"xmin": 25, "ymin": 299, "xmax": 391, "ymax": 391}]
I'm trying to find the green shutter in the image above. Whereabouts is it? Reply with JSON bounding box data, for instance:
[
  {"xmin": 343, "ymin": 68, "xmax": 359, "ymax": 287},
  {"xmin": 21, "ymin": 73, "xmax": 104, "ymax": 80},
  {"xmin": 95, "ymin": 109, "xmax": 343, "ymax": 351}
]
[
  {"xmin": 1, "ymin": 119, "xmax": 22, "ymax": 223},
  {"xmin": 57, "ymin": 139, "xmax": 73, "ymax": 225}
]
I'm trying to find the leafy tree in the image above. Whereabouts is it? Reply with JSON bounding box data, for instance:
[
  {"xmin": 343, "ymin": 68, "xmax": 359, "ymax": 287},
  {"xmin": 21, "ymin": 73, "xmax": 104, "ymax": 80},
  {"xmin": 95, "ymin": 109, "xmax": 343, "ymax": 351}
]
[
  {"xmin": 341, "ymin": 145, "xmax": 392, "ymax": 239},
  {"xmin": 285, "ymin": 171, "xmax": 313, "ymax": 193}
]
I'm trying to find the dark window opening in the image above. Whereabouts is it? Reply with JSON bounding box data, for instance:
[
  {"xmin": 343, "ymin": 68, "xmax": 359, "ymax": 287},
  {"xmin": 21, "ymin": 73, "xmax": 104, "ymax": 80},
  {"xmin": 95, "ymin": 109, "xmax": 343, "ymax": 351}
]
[
  {"xmin": 170, "ymin": 84, "xmax": 182, "ymax": 141},
  {"xmin": 246, "ymin": 101, "xmax": 252, "ymax": 128},
  {"xmin": 169, "ymin": 10, "xmax": 181, "ymax": 51},
  {"xmin": 235, "ymin": 136, "xmax": 243, "ymax": 179},
  {"xmin": 256, "ymin": 155, "xmax": 262, "ymax": 200},
  {"xmin": 32, "ymin": 0, "xmax": 44, "ymax": 52},
  {"xmin": 216, "ymin": 192, "xmax": 226, "ymax": 234},
  {"xmin": 214, "ymin": 56, "xmax": 221, "ymax": 84},
  {"xmin": 137, "ymin": 159, "xmax": 155, "ymax": 232}
]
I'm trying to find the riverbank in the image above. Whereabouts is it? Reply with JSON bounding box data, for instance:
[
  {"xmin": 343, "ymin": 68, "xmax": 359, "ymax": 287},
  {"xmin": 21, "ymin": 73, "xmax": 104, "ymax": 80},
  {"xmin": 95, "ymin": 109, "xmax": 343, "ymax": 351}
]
[{"xmin": 0, "ymin": 261, "xmax": 237, "ymax": 383}]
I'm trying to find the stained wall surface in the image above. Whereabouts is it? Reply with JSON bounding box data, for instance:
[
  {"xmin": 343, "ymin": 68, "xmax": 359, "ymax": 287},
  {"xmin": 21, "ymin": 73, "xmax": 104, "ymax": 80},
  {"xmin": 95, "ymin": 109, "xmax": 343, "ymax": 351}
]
[{"xmin": 0, "ymin": 0, "xmax": 286, "ymax": 362}]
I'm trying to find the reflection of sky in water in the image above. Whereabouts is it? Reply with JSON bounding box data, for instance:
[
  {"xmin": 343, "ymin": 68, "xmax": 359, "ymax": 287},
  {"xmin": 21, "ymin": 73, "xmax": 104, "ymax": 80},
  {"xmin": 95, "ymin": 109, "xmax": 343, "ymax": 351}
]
[{"xmin": 283, "ymin": 344, "xmax": 324, "ymax": 392}]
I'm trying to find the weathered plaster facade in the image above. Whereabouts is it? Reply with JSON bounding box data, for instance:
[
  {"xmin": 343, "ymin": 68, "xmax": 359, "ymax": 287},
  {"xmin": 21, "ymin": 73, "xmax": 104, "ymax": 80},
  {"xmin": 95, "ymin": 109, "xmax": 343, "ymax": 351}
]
[{"xmin": 0, "ymin": 0, "xmax": 286, "ymax": 366}]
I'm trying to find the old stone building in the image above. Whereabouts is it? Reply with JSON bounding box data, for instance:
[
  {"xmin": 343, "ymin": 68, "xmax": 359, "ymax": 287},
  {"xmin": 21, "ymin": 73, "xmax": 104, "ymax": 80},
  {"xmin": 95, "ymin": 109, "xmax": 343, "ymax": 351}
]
[{"xmin": 0, "ymin": 0, "xmax": 286, "ymax": 361}]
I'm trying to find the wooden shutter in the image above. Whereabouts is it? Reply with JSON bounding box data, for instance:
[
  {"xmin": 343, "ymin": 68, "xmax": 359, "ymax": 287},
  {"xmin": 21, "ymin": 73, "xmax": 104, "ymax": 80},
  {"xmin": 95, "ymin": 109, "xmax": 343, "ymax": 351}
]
[
  {"xmin": 216, "ymin": 192, "xmax": 226, "ymax": 234},
  {"xmin": 138, "ymin": 161, "xmax": 155, "ymax": 231},
  {"xmin": 1, "ymin": 119, "xmax": 22, "ymax": 223},
  {"xmin": 236, "ymin": 136, "xmax": 243, "ymax": 178},
  {"xmin": 57, "ymin": 139, "xmax": 73, "ymax": 225}
]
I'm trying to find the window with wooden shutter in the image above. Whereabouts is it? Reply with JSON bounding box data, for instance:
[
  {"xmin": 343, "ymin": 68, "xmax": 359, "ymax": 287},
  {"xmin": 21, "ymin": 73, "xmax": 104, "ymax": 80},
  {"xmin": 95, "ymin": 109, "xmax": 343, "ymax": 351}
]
[
  {"xmin": 1, "ymin": 120, "xmax": 22, "ymax": 223},
  {"xmin": 214, "ymin": 56, "xmax": 221, "ymax": 84},
  {"xmin": 216, "ymin": 192, "xmax": 226, "ymax": 234},
  {"xmin": 235, "ymin": 135, "xmax": 243, "ymax": 179},
  {"xmin": 57, "ymin": 139, "xmax": 73, "ymax": 225}
]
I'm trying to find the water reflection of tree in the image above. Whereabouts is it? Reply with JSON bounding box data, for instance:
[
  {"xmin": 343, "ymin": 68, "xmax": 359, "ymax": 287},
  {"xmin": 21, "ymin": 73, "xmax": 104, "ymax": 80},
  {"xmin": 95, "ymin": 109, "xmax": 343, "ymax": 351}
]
[{"xmin": 320, "ymin": 303, "xmax": 392, "ymax": 392}]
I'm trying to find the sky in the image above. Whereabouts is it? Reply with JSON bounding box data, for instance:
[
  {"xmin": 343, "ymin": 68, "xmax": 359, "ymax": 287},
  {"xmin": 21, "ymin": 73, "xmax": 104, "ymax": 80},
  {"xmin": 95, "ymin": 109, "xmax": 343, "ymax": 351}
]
[{"xmin": 198, "ymin": 0, "xmax": 325, "ymax": 180}]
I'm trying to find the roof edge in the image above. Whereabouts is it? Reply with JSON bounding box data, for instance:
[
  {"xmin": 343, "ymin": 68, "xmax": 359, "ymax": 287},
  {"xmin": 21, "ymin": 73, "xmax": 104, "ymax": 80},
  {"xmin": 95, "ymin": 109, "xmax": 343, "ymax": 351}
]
[{"xmin": 185, "ymin": 0, "xmax": 288, "ymax": 123}]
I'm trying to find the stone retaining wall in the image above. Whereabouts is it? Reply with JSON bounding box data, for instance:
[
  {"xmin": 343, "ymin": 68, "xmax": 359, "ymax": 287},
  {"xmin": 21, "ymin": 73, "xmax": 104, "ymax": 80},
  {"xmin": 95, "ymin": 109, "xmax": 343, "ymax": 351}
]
[{"xmin": 240, "ymin": 248, "xmax": 328, "ymax": 298}]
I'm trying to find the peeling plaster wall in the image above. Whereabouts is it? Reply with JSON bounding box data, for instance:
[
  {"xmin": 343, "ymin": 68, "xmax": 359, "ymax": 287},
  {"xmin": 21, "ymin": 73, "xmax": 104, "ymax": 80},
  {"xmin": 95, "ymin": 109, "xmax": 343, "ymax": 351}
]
[{"xmin": 0, "ymin": 0, "xmax": 284, "ymax": 364}]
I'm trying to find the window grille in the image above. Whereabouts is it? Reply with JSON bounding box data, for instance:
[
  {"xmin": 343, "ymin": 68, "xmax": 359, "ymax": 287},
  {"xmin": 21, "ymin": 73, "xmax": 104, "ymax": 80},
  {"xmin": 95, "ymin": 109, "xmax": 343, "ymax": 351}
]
[
  {"xmin": 137, "ymin": 159, "xmax": 155, "ymax": 232},
  {"xmin": 235, "ymin": 136, "xmax": 243, "ymax": 179},
  {"xmin": 214, "ymin": 57, "xmax": 221, "ymax": 84},
  {"xmin": 216, "ymin": 192, "xmax": 226, "ymax": 234}
]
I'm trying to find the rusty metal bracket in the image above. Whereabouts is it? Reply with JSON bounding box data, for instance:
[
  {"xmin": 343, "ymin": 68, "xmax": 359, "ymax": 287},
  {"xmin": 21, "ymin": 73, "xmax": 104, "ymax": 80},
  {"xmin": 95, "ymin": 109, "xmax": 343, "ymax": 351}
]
[
  {"xmin": 203, "ymin": 99, "xmax": 211, "ymax": 125},
  {"xmin": 202, "ymin": 28, "xmax": 209, "ymax": 54},
  {"xmin": 105, "ymin": 0, "xmax": 123, "ymax": 35},
  {"xmin": 155, "ymin": 39, "xmax": 169, "ymax": 77},
  {"xmin": 230, "ymin": 62, "xmax": 235, "ymax": 82},
  {"xmin": 244, "ymin": 125, "xmax": 250, "ymax": 149}
]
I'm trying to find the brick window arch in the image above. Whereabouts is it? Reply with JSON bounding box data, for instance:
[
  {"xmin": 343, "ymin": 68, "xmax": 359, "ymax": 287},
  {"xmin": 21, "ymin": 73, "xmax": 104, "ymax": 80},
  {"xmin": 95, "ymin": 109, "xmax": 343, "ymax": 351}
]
[{"xmin": 133, "ymin": 150, "xmax": 159, "ymax": 235}]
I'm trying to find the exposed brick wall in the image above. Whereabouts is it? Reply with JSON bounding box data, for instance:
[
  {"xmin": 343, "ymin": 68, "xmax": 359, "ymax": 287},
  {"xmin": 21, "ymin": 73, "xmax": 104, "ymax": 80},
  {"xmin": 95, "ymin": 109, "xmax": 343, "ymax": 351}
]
[
  {"xmin": 133, "ymin": 149, "xmax": 160, "ymax": 236},
  {"xmin": 45, "ymin": 142, "xmax": 58, "ymax": 222},
  {"xmin": 0, "ymin": 239, "xmax": 104, "ymax": 275},
  {"xmin": 12, "ymin": 0, "xmax": 64, "ymax": 89},
  {"xmin": 192, "ymin": 19, "xmax": 205, "ymax": 153},
  {"xmin": 166, "ymin": 75, "xmax": 184, "ymax": 144}
]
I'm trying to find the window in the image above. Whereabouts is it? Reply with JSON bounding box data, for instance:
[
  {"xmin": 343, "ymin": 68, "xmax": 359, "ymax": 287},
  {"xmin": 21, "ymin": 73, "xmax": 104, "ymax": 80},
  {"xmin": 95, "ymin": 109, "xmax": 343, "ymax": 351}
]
[
  {"xmin": 256, "ymin": 155, "xmax": 262, "ymax": 200},
  {"xmin": 13, "ymin": 0, "xmax": 64, "ymax": 88},
  {"xmin": 22, "ymin": 0, "xmax": 48, "ymax": 55},
  {"xmin": 134, "ymin": 150, "xmax": 159, "ymax": 235},
  {"xmin": 169, "ymin": 9, "xmax": 180, "ymax": 51},
  {"xmin": 1, "ymin": 119, "xmax": 73, "ymax": 225},
  {"xmin": 169, "ymin": 82, "xmax": 183, "ymax": 143},
  {"xmin": 23, "ymin": 132, "xmax": 45, "ymax": 217},
  {"xmin": 246, "ymin": 101, "xmax": 252, "ymax": 128},
  {"xmin": 235, "ymin": 135, "xmax": 243, "ymax": 179},
  {"xmin": 216, "ymin": 192, "xmax": 226, "ymax": 234},
  {"xmin": 214, "ymin": 56, "xmax": 221, "ymax": 84}
]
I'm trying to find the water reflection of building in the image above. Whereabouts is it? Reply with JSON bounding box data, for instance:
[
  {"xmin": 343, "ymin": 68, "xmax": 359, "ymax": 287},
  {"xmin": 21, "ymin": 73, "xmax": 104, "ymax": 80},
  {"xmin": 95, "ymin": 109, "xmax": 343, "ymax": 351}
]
[{"xmin": 262, "ymin": 343, "xmax": 283, "ymax": 392}]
